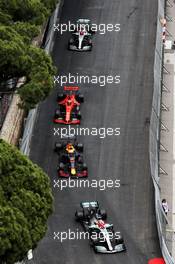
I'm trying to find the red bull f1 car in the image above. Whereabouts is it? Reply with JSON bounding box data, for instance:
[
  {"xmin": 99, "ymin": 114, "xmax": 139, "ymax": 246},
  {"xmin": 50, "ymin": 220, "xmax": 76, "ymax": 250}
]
[
  {"xmin": 54, "ymin": 138, "xmax": 88, "ymax": 177},
  {"xmin": 54, "ymin": 86, "xmax": 84, "ymax": 124},
  {"xmin": 75, "ymin": 201, "xmax": 126, "ymax": 253},
  {"xmin": 68, "ymin": 19, "xmax": 95, "ymax": 51}
]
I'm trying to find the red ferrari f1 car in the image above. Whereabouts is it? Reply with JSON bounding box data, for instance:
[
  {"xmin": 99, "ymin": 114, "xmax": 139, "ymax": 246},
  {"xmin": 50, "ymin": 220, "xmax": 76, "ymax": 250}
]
[{"xmin": 54, "ymin": 86, "xmax": 84, "ymax": 124}]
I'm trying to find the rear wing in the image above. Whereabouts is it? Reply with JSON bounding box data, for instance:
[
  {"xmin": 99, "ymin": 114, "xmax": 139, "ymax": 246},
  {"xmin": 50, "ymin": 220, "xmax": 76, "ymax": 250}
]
[
  {"xmin": 81, "ymin": 201, "xmax": 99, "ymax": 209},
  {"xmin": 77, "ymin": 19, "xmax": 91, "ymax": 24},
  {"xmin": 64, "ymin": 86, "xmax": 79, "ymax": 91},
  {"xmin": 60, "ymin": 134, "xmax": 76, "ymax": 140}
]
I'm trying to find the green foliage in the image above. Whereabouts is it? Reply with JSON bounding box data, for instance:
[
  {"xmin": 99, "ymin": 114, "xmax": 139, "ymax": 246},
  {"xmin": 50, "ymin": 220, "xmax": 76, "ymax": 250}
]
[
  {"xmin": 26, "ymin": 46, "xmax": 56, "ymax": 77},
  {"xmin": 13, "ymin": 22, "xmax": 40, "ymax": 44},
  {"xmin": 0, "ymin": 25, "xmax": 27, "ymax": 82},
  {"xmin": 0, "ymin": 0, "xmax": 50, "ymax": 25},
  {"xmin": 42, "ymin": 0, "xmax": 58, "ymax": 11},
  {"xmin": 18, "ymin": 46, "xmax": 56, "ymax": 110},
  {"xmin": 0, "ymin": 139, "xmax": 53, "ymax": 264},
  {"xmin": 0, "ymin": 10, "xmax": 12, "ymax": 24},
  {"xmin": 0, "ymin": 0, "xmax": 58, "ymax": 109}
]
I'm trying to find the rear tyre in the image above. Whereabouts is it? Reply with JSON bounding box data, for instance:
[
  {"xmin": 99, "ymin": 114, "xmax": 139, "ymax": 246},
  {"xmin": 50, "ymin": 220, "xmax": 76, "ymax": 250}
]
[
  {"xmin": 69, "ymin": 38, "xmax": 74, "ymax": 43},
  {"xmin": 100, "ymin": 209, "xmax": 107, "ymax": 220},
  {"xmin": 57, "ymin": 93, "xmax": 65, "ymax": 102},
  {"xmin": 76, "ymin": 94, "xmax": 84, "ymax": 103},
  {"xmin": 76, "ymin": 143, "xmax": 84, "ymax": 152},
  {"xmin": 54, "ymin": 142, "xmax": 62, "ymax": 152},
  {"xmin": 58, "ymin": 162, "xmax": 65, "ymax": 170},
  {"xmin": 75, "ymin": 211, "xmax": 84, "ymax": 221},
  {"xmin": 82, "ymin": 163, "xmax": 88, "ymax": 170},
  {"xmin": 77, "ymin": 111, "xmax": 81, "ymax": 120},
  {"xmin": 68, "ymin": 43, "xmax": 73, "ymax": 50},
  {"xmin": 89, "ymin": 27, "xmax": 96, "ymax": 34},
  {"xmin": 55, "ymin": 109, "xmax": 61, "ymax": 118}
]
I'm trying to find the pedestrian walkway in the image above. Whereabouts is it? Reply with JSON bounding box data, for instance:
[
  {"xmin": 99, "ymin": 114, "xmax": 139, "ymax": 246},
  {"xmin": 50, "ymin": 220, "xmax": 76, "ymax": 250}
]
[{"xmin": 159, "ymin": 0, "xmax": 175, "ymax": 259}]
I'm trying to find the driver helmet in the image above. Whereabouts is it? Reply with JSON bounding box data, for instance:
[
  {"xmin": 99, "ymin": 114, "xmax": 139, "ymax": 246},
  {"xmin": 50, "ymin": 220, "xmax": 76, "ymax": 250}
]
[{"xmin": 66, "ymin": 143, "xmax": 75, "ymax": 153}]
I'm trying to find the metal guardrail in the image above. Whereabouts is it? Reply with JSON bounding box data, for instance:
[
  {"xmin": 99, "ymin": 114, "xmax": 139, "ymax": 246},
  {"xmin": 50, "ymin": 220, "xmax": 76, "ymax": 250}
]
[
  {"xmin": 20, "ymin": 107, "xmax": 38, "ymax": 156},
  {"xmin": 20, "ymin": 1, "xmax": 61, "ymax": 157},
  {"xmin": 149, "ymin": 0, "xmax": 174, "ymax": 263}
]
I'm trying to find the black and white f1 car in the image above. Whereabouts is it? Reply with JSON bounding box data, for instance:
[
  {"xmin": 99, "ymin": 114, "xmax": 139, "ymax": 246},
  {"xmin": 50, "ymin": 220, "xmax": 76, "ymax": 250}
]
[
  {"xmin": 75, "ymin": 201, "xmax": 126, "ymax": 253},
  {"xmin": 68, "ymin": 19, "xmax": 95, "ymax": 51},
  {"xmin": 54, "ymin": 138, "xmax": 88, "ymax": 178}
]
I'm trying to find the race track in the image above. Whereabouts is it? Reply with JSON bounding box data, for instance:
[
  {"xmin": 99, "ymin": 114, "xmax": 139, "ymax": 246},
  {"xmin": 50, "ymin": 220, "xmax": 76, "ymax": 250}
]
[{"xmin": 30, "ymin": 0, "xmax": 161, "ymax": 263}]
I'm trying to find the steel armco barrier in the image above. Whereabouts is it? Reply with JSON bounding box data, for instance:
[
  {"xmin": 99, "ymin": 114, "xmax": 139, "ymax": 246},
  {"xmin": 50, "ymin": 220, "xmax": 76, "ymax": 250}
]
[
  {"xmin": 150, "ymin": 0, "xmax": 174, "ymax": 263},
  {"xmin": 20, "ymin": 1, "xmax": 62, "ymax": 157}
]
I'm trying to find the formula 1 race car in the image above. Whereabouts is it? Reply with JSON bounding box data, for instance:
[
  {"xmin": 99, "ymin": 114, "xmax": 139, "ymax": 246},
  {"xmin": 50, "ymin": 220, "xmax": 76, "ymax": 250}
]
[
  {"xmin": 75, "ymin": 201, "xmax": 126, "ymax": 253},
  {"xmin": 54, "ymin": 138, "xmax": 88, "ymax": 177},
  {"xmin": 54, "ymin": 86, "xmax": 84, "ymax": 125},
  {"xmin": 68, "ymin": 19, "xmax": 95, "ymax": 51}
]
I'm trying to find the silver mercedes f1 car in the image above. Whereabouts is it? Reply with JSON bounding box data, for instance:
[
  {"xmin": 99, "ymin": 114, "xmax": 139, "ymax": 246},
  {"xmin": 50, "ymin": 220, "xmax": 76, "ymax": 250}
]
[
  {"xmin": 75, "ymin": 201, "xmax": 126, "ymax": 253},
  {"xmin": 68, "ymin": 19, "xmax": 95, "ymax": 51}
]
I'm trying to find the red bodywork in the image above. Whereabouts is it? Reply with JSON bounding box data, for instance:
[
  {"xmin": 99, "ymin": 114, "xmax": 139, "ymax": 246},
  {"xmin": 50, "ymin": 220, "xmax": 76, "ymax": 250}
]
[
  {"xmin": 54, "ymin": 86, "xmax": 81, "ymax": 124},
  {"xmin": 148, "ymin": 258, "xmax": 165, "ymax": 264}
]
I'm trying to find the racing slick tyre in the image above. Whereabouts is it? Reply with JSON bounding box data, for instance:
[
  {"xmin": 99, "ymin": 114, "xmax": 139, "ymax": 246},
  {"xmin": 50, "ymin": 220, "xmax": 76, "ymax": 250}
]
[
  {"xmin": 58, "ymin": 162, "xmax": 65, "ymax": 170},
  {"xmin": 77, "ymin": 155, "xmax": 83, "ymax": 164},
  {"xmin": 77, "ymin": 111, "xmax": 81, "ymax": 120},
  {"xmin": 82, "ymin": 163, "xmax": 88, "ymax": 170},
  {"xmin": 93, "ymin": 246, "xmax": 98, "ymax": 253},
  {"xmin": 89, "ymin": 46, "xmax": 92, "ymax": 51},
  {"xmin": 100, "ymin": 209, "xmax": 107, "ymax": 220},
  {"xmin": 89, "ymin": 232, "xmax": 99, "ymax": 245},
  {"xmin": 115, "ymin": 236, "xmax": 124, "ymax": 244},
  {"xmin": 76, "ymin": 105, "xmax": 80, "ymax": 111},
  {"xmin": 57, "ymin": 93, "xmax": 65, "ymax": 102},
  {"xmin": 69, "ymin": 38, "xmax": 74, "ymax": 43},
  {"xmin": 54, "ymin": 142, "xmax": 62, "ymax": 152},
  {"xmin": 55, "ymin": 109, "xmax": 61, "ymax": 118},
  {"xmin": 89, "ymin": 28, "xmax": 96, "ymax": 34},
  {"xmin": 76, "ymin": 143, "xmax": 84, "ymax": 152},
  {"xmin": 75, "ymin": 211, "xmax": 84, "ymax": 221},
  {"xmin": 67, "ymin": 41, "xmax": 74, "ymax": 50},
  {"xmin": 76, "ymin": 94, "xmax": 84, "ymax": 103}
]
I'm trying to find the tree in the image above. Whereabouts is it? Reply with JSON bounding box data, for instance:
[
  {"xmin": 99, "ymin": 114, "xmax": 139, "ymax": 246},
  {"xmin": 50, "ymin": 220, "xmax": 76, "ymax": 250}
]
[
  {"xmin": 18, "ymin": 69, "xmax": 54, "ymax": 110},
  {"xmin": 42, "ymin": 0, "xmax": 58, "ymax": 11},
  {"xmin": 0, "ymin": 26, "xmax": 56, "ymax": 108},
  {"xmin": 0, "ymin": 0, "xmax": 58, "ymax": 25},
  {"xmin": 13, "ymin": 22, "xmax": 40, "ymax": 44},
  {"xmin": 0, "ymin": 25, "xmax": 27, "ymax": 83},
  {"xmin": 0, "ymin": 11, "xmax": 12, "ymax": 24},
  {"xmin": 0, "ymin": 1, "xmax": 57, "ymax": 109},
  {"xmin": 0, "ymin": 0, "xmax": 48, "ymax": 25},
  {"xmin": 18, "ymin": 46, "xmax": 56, "ymax": 110},
  {"xmin": 0, "ymin": 139, "xmax": 53, "ymax": 264}
]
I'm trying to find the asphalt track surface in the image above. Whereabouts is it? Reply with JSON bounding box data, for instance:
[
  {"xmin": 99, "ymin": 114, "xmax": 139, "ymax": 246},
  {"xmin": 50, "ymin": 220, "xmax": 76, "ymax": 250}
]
[{"xmin": 30, "ymin": 0, "xmax": 161, "ymax": 263}]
